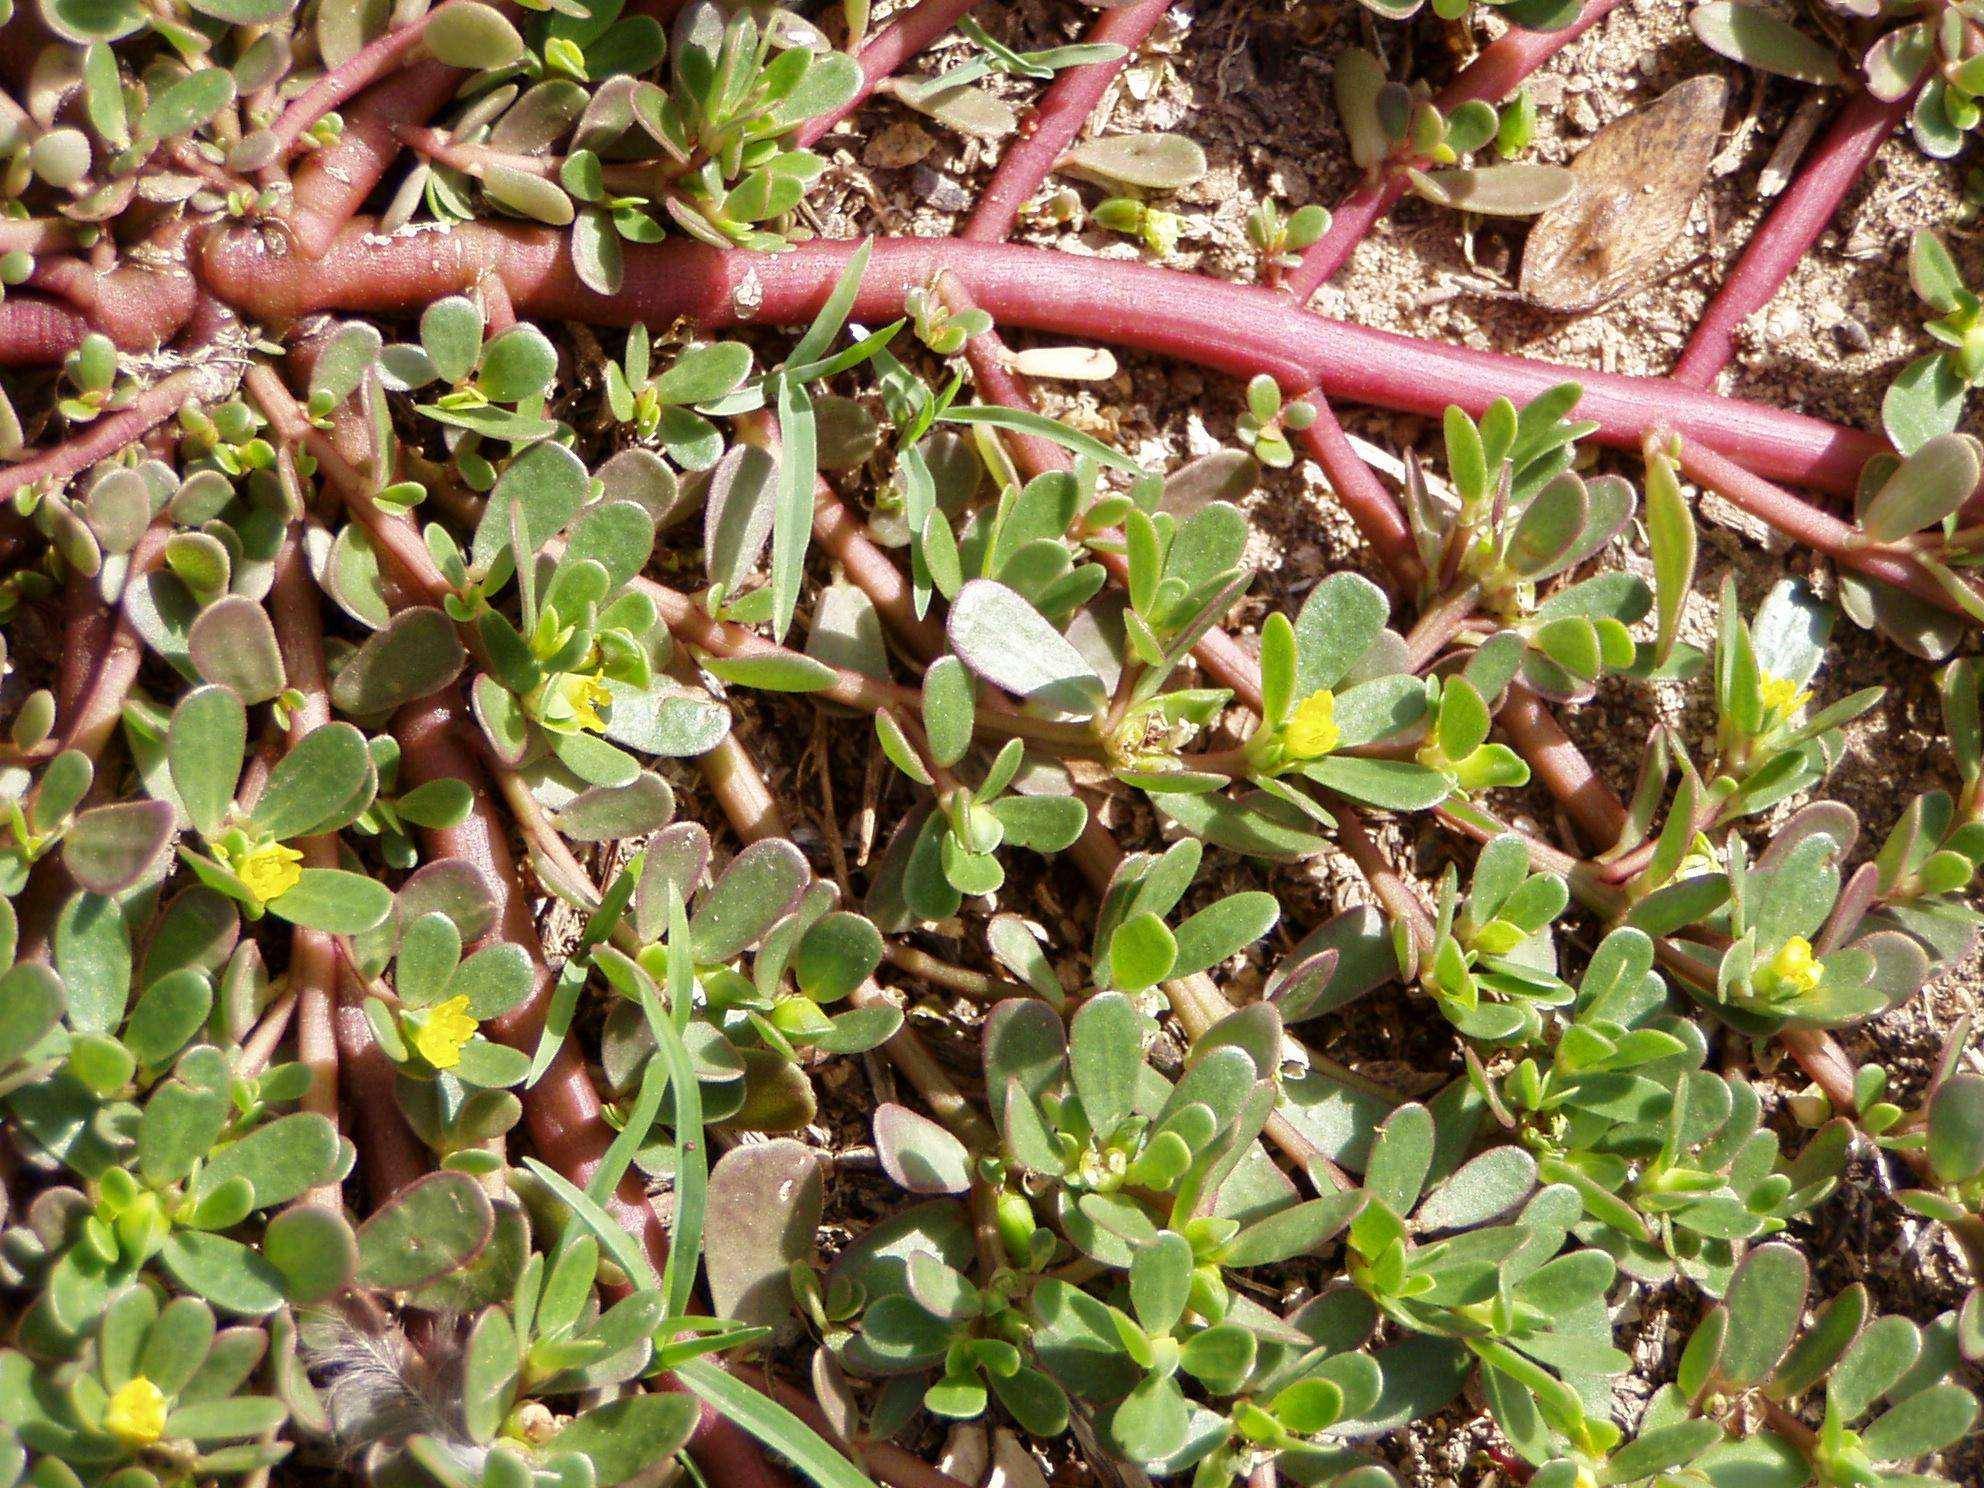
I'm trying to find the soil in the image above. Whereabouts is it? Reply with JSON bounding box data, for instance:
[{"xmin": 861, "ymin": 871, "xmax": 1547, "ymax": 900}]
[{"xmin": 724, "ymin": 1, "xmax": 1984, "ymax": 1483}]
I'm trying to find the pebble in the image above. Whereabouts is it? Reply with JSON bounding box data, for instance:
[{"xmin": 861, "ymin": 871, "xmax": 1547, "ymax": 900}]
[
  {"xmin": 910, "ymin": 164, "xmax": 973, "ymax": 213},
  {"xmin": 862, "ymin": 120, "xmax": 934, "ymax": 170}
]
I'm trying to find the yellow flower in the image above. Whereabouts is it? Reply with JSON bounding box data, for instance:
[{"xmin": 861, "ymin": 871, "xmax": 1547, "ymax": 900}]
[
  {"xmin": 1764, "ymin": 936, "xmax": 1824, "ymax": 996},
  {"xmin": 105, "ymin": 1376, "xmax": 168, "ymax": 1449},
  {"xmin": 546, "ymin": 669, "xmax": 614, "ymax": 733},
  {"xmin": 233, "ymin": 841, "xmax": 303, "ymax": 905},
  {"xmin": 1284, "ymin": 690, "xmax": 1341, "ymax": 760},
  {"xmin": 1759, "ymin": 672, "xmax": 1811, "ymax": 724},
  {"xmin": 411, "ymin": 995, "xmax": 479, "ymax": 1070}
]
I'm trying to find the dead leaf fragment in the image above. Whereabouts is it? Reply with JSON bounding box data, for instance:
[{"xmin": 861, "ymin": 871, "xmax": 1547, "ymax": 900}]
[{"xmin": 1520, "ymin": 75, "xmax": 1728, "ymax": 313}]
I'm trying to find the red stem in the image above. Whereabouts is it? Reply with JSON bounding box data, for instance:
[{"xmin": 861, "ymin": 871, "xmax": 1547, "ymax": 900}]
[
  {"xmin": 1671, "ymin": 86, "xmax": 1917, "ymax": 389},
  {"xmin": 269, "ymin": 534, "xmax": 342, "ymax": 1190},
  {"xmin": 793, "ymin": 0, "xmax": 986, "ymax": 149},
  {"xmin": 284, "ymin": 61, "xmax": 463, "ymax": 258},
  {"xmin": 1674, "ymin": 434, "xmax": 1967, "ymax": 615},
  {"xmin": 267, "ymin": 1, "xmax": 475, "ymax": 158},
  {"xmin": 0, "ymin": 294, "xmax": 94, "ymax": 365},
  {"xmin": 394, "ymin": 691, "xmax": 670, "ymax": 1263},
  {"xmin": 202, "ymin": 225, "xmax": 1887, "ymax": 498},
  {"xmin": 959, "ymin": 0, "xmax": 1170, "ymax": 243},
  {"xmin": 1294, "ymin": 401, "xmax": 1424, "ymax": 587},
  {"xmin": 1286, "ymin": 0, "xmax": 1627, "ymax": 299},
  {"xmin": 1498, "ymin": 682, "xmax": 1629, "ymax": 850}
]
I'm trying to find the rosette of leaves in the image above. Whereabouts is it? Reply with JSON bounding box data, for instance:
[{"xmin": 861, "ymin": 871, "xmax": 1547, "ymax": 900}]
[
  {"xmin": 1698, "ymin": 577, "xmax": 1881, "ymax": 827},
  {"xmin": 57, "ymin": 334, "xmax": 135, "ymax": 425},
  {"xmin": 459, "ymin": 440, "xmax": 729, "ymax": 791},
  {"xmin": 7, "ymin": 1026, "xmax": 350, "ymax": 1329},
  {"xmin": 1413, "ymin": 833, "xmax": 1574, "ymax": 1042},
  {"xmin": 345, "ymin": 736, "xmax": 478, "ymax": 872},
  {"xmin": 1333, "ymin": 47, "xmax": 1574, "ymax": 218},
  {"xmin": 0, "ymin": 1289, "xmax": 287, "ymax": 1483},
  {"xmin": 1232, "ymin": 376, "xmax": 1317, "ymax": 469},
  {"xmin": 1853, "ymin": 657, "xmax": 1984, "ymax": 962},
  {"xmin": 362, "ymin": 910, "xmax": 536, "ymax": 1099},
  {"xmin": 1474, "ymin": 928, "xmax": 1851, "ymax": 1295},
  {"xmin": 867, "ymin": 652, "xmax": 1088, "ymax": 924},
  {"xmin": 633, "ymin": 1, "xmax": 859, "ymax": 250},
  {"xmin": 3, "ymin": 38, "xmax": 251, "ymax": 223},
  {"xmin": 1620, "ymin": 1245, "xmax": 1983, "ymax": 1488},
  {"xmin": 1411, "ymin": 390, "xmax": 1658, "ymax": 702},
  {"xmin": 1245, "ymin": 198, "xmax": 1332, "ymax": 279},
  {"xmin": 1344, "ymin": 1104, "xmax": 1632, "ymax": 1454},
  {"xmin": 595, "ymin": 827, "xmax": 894, "ymax": 1137},
  {"xmin": 1880, "ymin": 232, "xmax": 1984, "ymax": 458},
  {"xmin": 377, "ymin": 296, "xmax": 562, "ymax": 486},
  {"xmin": 832, "ymin": 1222, "xmax": 1072, "ymax": 1440},
  {"xmin": 0, "ymin": 745, "xmax": 174, "ymax": 899},
  {"xmin": 985, "ymin": 995, "xmax": 1335, "ymax": 1282},
  {"xmin": 950, "ymin": 462, "xmax": 1120, "ymax": 631},
  {"xmin": 1833, "ymin": 416, "xmax": 1984, "ymax": 662},
  {"xmin": 150, "ymin": 684, "xmax": 392, "ymax": 934},
  {"xmin": 1086, "ymin": 837, "xmax": 1281, "ymax": 997},
  {"xmin": 603, "ymin": 328, "xmax": 755, "ymax": 468},
  {"xmin": 1146, "ymin": 572, "xmax": 1443, "ymax": 854},
  {"xmin": 1693, "ymin": 0, "xmax": 1984, "ymax": 170},
  {"xmin": 406, "ymin": 1232, "xmax": 700, "ymax": 1488},
  {"xmin": 1651, "ymin": 814, "xmax": 1928, "ymax": 1034}
]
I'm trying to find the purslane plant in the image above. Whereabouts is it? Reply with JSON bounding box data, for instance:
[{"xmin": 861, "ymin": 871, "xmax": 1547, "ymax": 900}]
[{"xmin": 0, "ymin": 4, "xmax": 1981, "ymax": 1488}]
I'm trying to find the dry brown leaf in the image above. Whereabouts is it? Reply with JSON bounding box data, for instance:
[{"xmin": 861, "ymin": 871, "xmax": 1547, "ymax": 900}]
[{"xmin": 1519, "ymin": 75, "xmax": 1729, "ymax": 313}]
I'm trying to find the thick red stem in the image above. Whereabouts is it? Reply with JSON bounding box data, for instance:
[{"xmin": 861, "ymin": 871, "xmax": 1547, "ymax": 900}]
[
  {"xmin": 1674, "ymin": 434, "xmax": 1967, "ymax": 614},
  {"xmin": 1286, "ymin": 0, "xmax": 1627, "ymax": 298},
  {"xmin": 202, "ymin": 225, "xmax": 1886, "ymax": 498},
  {"xmin": 1671, "ymin": 86, "xmax": 1916, "ymax": 389},
  {"xmin": 268, "ymin": 1, "xmax": 476, "ymax": 158},
  {"xmin": 960, "ymin": 0, "xmax": 1169, "ymax": 243},
  {"xmin": 794, "ymin": 0, "xmax": 986, "ymax": 148}
]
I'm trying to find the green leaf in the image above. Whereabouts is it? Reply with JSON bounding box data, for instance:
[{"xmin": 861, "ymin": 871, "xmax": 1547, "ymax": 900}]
[
  {"xmin": 196, "ymin": 1112, "xmax": 342, "ymax": 1210},
  {"xmin": 770, "ymin": 377, "xmax": 817, "ymax": 642},
  {"xmin": 270, "ymin": 870, "xmax": 394, "ymax": 934},
  {"xmin": 1859, "ymin": 1383, "xmax": 1978, "ymax": 1460},
  {"xmin": 1293, "ymin": 573, "xmax": 1388, "ymax": 697},
  {"xmin": 922, "ymin": 655, "xmax": 975, "ymax": 769},
  {"xmin": 552, "ymin": 1395, "xmax": 698, "ymax": 1486},
  {"xmin": 1715, "ymin": 1243, "xmax": 1808, "ymax": 1388},
  {"xmin": 169, "ymin": 685, "xmax": 246, "ymax": 840},
  {"xmin": 1070, "ymin": 991, "xmax": 1143, "ymax": 1135},
  {"xmin": 1108, "ymin": 912, "xmax": 1177, "ymax": 993},
  {"xmin": 1861, "ymin": 433, "xmax": 1981, "ymax": 542},
  {"xmin": 873, "ymin": 1102, "xmax": 971, "ymax": 1195},
  {"xmin": 1129, "ymin": 1231, "xmax": 1194, "ymax": 1335},
  {"xmin": 1690, "ymin": 3, "xmax": 1844, "ymax": 85},
  {"xmin": 251, "ymin": 723, "xmax": 376, "ymax": 840},
  {"xmin": 356, "ymin": 1172, "xmax": 496, "ymax": 1290},
  {"xmin": 1645, "ymin": 449, "xmax": 1696, "ymax": 665},
  {"xmin": 948, "ymin": 580, "xmax": 1106, "ymax": 716}
]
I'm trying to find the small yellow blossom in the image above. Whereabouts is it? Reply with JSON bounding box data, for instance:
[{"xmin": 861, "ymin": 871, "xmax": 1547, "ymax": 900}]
[
  {"xmin": 1284, "ymin": 690, "xmax": 1341, "ymax": 760},
  {"xmin": 411, "ymin": 995, "xmax": 479, "ymax": 1070},
  {"xmin": 1764, "ymin": 936, "xmax": 1824, "ymax": 996},
  {"xmin": 105, "ymin": 1376, "xmax": 168, "ymax": 1449},
  {"xmin": 1758, "ymin": 672, "xmax": 1811, "ymax": 724},
  {"xmin": 545, "ymin": 670, "xmax": 614, "ymax": 733},
  {"xmin": 233, "ymin": 841, "xmax": 303, "ymax": 905}
]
